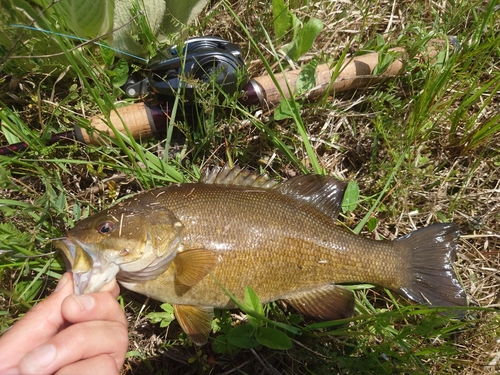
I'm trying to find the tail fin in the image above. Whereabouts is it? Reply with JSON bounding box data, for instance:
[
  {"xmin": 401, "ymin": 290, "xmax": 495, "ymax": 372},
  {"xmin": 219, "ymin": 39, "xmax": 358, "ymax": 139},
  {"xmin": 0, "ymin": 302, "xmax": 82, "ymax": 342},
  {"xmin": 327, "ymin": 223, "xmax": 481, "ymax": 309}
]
[{"xmin": 394, "ymin": 223, "xmax": 467, "ymax": 308}]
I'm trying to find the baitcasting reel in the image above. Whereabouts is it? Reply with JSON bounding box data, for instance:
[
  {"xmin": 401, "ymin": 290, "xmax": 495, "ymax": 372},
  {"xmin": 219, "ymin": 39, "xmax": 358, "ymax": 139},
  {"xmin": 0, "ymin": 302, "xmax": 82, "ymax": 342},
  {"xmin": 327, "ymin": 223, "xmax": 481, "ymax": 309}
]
[{"xmin": 123, "ymin": 36, "xmax": 246, "ymax": 101}]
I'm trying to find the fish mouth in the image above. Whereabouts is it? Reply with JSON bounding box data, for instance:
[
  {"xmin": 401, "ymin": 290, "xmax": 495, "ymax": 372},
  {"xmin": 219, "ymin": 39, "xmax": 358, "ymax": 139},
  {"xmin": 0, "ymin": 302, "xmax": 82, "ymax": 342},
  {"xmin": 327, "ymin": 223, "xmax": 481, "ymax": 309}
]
[{"xmin": 53, "ymin": 238, "xmax": 119, "ymax": 294}]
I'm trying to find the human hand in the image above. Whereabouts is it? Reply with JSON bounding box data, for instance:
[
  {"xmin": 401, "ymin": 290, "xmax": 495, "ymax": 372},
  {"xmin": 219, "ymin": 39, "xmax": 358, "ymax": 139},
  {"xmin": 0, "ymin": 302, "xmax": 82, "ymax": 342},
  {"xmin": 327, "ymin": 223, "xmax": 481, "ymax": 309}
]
[{"xmin": 0, "ymin": 272, "xmax": 128, "ymax": 375}]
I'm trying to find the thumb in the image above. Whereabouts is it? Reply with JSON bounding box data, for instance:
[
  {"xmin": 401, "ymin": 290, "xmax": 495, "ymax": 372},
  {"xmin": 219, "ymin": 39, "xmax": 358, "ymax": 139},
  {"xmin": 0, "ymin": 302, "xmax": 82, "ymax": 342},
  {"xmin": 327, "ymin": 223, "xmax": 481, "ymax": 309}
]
[{"xmin": 0, "ymin": 272, "xmax": 75, "ymax": 373}]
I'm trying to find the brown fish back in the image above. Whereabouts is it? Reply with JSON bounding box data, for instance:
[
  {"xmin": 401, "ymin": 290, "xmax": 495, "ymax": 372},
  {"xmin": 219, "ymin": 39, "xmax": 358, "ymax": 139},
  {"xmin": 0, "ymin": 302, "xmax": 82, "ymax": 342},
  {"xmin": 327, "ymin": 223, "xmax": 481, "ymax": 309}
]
[{"xmin": 122, "ymin": 181, "xmax": 403, "ymax": 305}]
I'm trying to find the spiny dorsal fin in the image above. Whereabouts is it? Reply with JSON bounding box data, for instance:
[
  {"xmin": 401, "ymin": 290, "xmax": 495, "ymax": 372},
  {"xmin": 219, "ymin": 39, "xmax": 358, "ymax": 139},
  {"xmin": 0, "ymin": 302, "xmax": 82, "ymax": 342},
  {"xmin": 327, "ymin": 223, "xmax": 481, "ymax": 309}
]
[
  {"xmin": 276, "ymin": 174, "xmax": 347, "ymax": 220},
  {"xmin": 173, "ymin": 305, "xmax": 214, "ymax": 345},
  {"xmin": 283, "ymin": 284, "xmax": 354, "ymax": 321},
  {"xmin": 201, "ymin": 164, "xmax": 276, "ymax": 188},
  {"xmin": 173, "ymin": 248, "xmax": 221, "ymax": 286},
  {"xmin": 202, "ymin": 165, "xmax": 347, "ymax": 219}
]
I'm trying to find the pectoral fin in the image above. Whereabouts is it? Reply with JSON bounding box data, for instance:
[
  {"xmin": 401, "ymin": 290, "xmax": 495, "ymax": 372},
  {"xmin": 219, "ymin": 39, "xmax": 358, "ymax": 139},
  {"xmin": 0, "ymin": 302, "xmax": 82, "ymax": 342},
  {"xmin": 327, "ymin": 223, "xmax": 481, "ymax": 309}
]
[
  {"xmin": 173, "ymin": 248, "xmax": 220, "ymax": 286},
  {"xmin": 174, "ymin": 305, "xmax": 214, "ymax": 345},
  {"xmin": 283, "ymin": 285, "xmax": 354, "ymax": 321}
]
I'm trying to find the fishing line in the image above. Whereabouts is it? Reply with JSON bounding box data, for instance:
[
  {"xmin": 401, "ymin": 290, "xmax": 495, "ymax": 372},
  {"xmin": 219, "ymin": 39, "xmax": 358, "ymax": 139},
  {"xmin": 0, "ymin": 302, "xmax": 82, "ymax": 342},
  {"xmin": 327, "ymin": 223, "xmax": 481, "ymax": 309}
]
[{"xmin": 8, "ymin": 24, "xmax": 148, "ymax": 63}]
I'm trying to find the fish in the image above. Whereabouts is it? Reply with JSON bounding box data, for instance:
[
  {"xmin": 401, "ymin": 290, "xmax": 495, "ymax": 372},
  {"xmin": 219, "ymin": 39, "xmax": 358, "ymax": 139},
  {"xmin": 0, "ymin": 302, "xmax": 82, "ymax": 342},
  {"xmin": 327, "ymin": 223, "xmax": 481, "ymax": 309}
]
[{"xmin": 53, "ymin": 165, "xmax": 467, "ymax": 345}]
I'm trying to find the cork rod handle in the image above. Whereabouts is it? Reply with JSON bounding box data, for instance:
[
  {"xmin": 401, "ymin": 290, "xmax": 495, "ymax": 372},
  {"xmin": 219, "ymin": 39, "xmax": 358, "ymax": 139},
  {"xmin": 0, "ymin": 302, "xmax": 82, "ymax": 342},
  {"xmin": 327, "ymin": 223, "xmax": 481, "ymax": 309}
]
[
  {"xmin": 74, "ymin": 102, "xmax": 159, "ymax": 145},
  {"xmin": 244, "ymin": 38, "xmax": 457, "ymax": 106}
]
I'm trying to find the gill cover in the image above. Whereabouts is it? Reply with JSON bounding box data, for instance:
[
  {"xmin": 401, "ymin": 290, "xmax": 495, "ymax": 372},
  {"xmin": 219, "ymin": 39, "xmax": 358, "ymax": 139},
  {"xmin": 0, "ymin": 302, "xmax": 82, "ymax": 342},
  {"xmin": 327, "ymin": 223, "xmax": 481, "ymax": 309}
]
[{"xmin": 54, "ymin": 206, "xmax": 184, "ymax": 294}]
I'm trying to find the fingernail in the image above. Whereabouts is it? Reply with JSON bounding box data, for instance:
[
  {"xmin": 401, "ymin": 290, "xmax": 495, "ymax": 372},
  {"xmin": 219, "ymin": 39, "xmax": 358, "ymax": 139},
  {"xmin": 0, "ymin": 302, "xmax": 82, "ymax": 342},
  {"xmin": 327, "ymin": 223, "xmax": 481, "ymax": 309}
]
[
  {"xmin": 22, "ymin": 344, "xmax": 57, "ymax": 371},
  {"xmin": 72, "ymin": 293, "xmax": 95, "ymax": 312},
  {"xmin": 55, "ymin": 272, "xmax": 71, "ymax": 292}
]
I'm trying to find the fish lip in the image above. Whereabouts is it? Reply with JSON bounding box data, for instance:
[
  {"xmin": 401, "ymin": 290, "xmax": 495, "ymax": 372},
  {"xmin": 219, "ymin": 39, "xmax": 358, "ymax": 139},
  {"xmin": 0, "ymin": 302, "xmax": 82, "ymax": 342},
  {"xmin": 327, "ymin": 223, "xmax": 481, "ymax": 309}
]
[
  {"xmin": 52, "ymin": 237, "xmax": 102, "ymax": 294},
  {"xmin": 52, "ymin": 237, "xmax": 77, "ymax": 265},
  {"xmin": 53, "ymin": 237, "xmax": 95, "ymax": 267},
  {"xmin": 57, "ymin": 238, "xmax": 122, "ymax": 294}
]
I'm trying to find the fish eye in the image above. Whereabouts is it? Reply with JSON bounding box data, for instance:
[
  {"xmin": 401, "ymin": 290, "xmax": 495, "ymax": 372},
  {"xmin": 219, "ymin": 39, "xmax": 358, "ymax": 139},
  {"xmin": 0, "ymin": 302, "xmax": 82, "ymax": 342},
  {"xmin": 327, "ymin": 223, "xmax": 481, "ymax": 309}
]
[{"xmin": 97, "ymin": 221, "xmax": 114, "ymax": 234}]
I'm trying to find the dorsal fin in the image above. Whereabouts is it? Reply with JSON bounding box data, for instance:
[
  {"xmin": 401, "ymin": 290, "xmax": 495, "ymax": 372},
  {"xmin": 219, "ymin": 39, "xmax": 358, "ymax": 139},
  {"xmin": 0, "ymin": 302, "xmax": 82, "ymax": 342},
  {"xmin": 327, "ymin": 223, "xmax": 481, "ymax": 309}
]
[
  {"xmin": 276, "ymin": 174, "xmax": 347, "ymax": 220},
  {"xmin": 201, "ymin": 165, "xmax": 347, "ymax": 219},
  {"xmin": 201, "ymin": 164, "xmax": 277, "ymax": 188}
]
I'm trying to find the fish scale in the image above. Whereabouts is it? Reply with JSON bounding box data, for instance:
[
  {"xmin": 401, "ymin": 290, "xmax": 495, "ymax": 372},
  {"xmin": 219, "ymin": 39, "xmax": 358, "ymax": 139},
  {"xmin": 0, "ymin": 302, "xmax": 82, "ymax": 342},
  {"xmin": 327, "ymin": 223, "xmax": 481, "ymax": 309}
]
[
  {"xmin": 53, "ymin": 165, "xmax": 467, "ymax": 345},
  {"xmin": 122, "ymin": 183, "xmax": 402, "ymax": 302}
]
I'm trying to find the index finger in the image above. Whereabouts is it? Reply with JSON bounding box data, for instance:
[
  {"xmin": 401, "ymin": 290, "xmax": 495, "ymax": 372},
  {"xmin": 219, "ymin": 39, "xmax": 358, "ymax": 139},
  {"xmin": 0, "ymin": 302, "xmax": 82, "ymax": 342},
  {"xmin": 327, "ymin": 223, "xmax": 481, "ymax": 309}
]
[{"xmin": 61, "ymin": 284, "xmax": 127, "ymax": 327}]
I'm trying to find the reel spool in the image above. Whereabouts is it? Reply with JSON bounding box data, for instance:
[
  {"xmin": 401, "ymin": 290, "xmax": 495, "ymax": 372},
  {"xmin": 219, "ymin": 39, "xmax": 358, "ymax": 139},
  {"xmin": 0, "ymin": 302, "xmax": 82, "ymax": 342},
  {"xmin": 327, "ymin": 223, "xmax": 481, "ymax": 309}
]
[{"xmin": 146, "ymin": 36, "xmax": 246, "ymax": 101}]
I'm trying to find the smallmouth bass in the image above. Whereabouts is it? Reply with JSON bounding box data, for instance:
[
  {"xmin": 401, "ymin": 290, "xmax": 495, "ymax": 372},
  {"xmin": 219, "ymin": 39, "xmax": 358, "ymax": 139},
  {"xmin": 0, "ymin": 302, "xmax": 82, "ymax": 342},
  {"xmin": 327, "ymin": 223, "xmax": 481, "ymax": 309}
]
[{"xmin": 53, "ymin": 166, "xmax": 467, "ymax": 345}]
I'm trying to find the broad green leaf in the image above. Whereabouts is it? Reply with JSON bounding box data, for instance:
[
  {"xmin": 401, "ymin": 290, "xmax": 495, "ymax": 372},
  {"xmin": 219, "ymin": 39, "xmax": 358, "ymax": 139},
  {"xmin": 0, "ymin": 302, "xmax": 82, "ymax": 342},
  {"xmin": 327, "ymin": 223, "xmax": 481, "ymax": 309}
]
[
  {"xmin": 272, "ymin": 0, "xmax": 292, "ymax": 41},
  {"xmin": 212, "ymin": 334, "xmax": 239, "ymax": 354},
  {"xmin": 53, "ymin": 0, "xmax": 113, "ymax": 38},
  {"xmin": 72, "ymin": 202, "xmax": 82, "ymax": 221},
  {"xmin": 367, "ymin": 217, "xmax": 378, "ymax": 232},
  {"xmin": 40, "ymin": 0, "xmax": 209, "ymax": 58},
  {"xmin": 226, "ymin": 324, "xmax": 258, "ymax": 349},
  {"xmin": 373, "ymin": 50, "xmax": 401, "ymax": 75},
  {"xmin": 255, "ymin": 327, "xmax": 293, "ymax": 350},
  {"xmin": 100, "ymin": 41, "xmax": 115, "ymax": 66},
  {"xmin": 160, "ymin": 303, "xmax": 174, "ymax": 313},
  {"xmin": 161, "ymin": 0, "xmax": 209, "ymax": 36},
  {"xmin": 295, "ymin": 59, "xmax": 319, "ymax": 95},
  {"xmin": 274, "ymin": 99, "xmax": 300, "ymax": 120},
  {"xmin": 244, "ymin": 286, "xmax": 265, "ymax": 328},
  {"xmin": 110, "ymin": 59, "xmax": 129, "ymax": 88},
  {"xmin": 341, "ymin": 180, "xmax": 359, "ymax": 213},
  {"xmin": 146, "ymin": 303, "xmax": 175, "ymax": 327},
  {"xmin": 282, "ymin": 18, "xmax": 323, "ymax": 61},
  {"xmin": 295, "ymin": 18, "xmax": 323, "ymax": 58},
  {"xmin": 112, "ymin": 0, "xmax": 209, "ymax": 57},
  {"xmin": 376, "ymin": 33, "xmax": 386, "ymax": 47}
]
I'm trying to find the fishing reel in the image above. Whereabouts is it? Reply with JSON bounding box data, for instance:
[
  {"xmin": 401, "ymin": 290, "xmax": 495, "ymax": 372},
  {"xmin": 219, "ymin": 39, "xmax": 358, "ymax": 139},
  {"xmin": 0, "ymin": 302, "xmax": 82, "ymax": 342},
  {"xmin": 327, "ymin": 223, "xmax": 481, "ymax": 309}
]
[{"xmin": 123, "ymin": 36, "xmax": 246, "ymax": 101}]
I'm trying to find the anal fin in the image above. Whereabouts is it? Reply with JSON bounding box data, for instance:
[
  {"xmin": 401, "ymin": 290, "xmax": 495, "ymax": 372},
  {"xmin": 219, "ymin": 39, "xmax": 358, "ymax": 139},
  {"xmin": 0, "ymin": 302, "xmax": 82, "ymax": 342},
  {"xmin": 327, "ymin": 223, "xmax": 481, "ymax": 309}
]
[
  {"xmin": 283, "ymin": 284, "xmax": 354, "ymax": 321},
  {"xmin": 173, "ymin": 248, "xmax": 220, "ymax": 286},
  {"xmin": 174, "ymin": 305, "xmax": 214, "ymax": 345}
]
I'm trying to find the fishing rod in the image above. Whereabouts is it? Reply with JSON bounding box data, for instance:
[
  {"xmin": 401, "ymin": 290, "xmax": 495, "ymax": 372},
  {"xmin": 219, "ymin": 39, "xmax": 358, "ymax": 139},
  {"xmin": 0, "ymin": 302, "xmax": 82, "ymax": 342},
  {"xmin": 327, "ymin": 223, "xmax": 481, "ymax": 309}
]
[{"xmin": 0, "ymin": 36, "xmax": 458, "ymax": 155}]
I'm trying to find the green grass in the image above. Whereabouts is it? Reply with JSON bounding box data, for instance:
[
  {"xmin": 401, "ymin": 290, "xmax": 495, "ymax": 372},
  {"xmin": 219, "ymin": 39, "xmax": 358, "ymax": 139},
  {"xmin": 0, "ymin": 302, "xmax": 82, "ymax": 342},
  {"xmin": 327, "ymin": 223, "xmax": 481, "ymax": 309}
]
[{"xmin": 1, "ymin": 0, "xmax": 500, "ymax": 374}]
